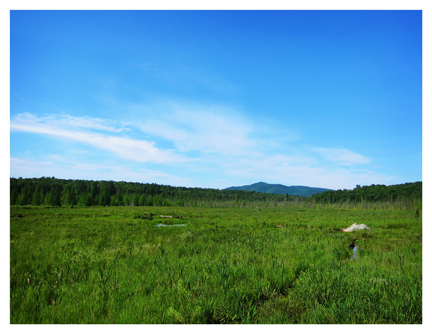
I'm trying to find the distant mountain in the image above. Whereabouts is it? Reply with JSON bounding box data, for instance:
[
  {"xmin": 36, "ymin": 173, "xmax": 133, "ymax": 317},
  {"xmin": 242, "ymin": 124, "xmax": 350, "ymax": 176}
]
[{"xmin": 224, "ymin": 182, "xmax": 334, "ymax": 197}]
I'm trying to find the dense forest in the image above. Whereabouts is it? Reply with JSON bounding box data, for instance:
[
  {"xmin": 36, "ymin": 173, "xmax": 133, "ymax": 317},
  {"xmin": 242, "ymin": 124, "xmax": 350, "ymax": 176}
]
[
  {"xmin": 10, "ymin": 177, "xmax": 422, "ymax": 208},
  {"xmin": 311, "ymin": 182, "xmax": 422, "ymax": 204},
  {"xmin": 9, "ymin": 177, "xmax": 290, "ymax": 208}
]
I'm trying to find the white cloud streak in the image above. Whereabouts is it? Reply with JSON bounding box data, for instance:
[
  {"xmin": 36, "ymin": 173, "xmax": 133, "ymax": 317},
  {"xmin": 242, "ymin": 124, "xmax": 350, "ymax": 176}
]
[
  {"xmin": 313, "ymin": 147, "xmax": 371, "ymax": 165},
  {"xmin": 133, "ymin": 101, "xmax": 255, "ymax": 155},
  {"xmin": 10, "ymin": 113, "xmax": 190, "ymax": 164},
  {"xmin": 57, "ymin": 115, "xmax": 129, "ymax": 133},
  {"xmin": 14, "ymin": 112, "xmax": 129, "ymax": 133}
]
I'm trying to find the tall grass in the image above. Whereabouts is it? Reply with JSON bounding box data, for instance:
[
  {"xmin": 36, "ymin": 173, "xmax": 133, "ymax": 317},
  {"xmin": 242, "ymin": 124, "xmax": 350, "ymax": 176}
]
[{"xmin": 10, "ymin": 205, "xmax": 421, "ymax": 323}]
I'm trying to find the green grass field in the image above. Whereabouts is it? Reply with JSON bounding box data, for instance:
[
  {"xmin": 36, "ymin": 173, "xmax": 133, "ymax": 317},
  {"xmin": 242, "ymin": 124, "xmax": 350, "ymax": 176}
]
[{"xmin": 10, "ymin": 205, "xmax": 422, "ymax": 324}]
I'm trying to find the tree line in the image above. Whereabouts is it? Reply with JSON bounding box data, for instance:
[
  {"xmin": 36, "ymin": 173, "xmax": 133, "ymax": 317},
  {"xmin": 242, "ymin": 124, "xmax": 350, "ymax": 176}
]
[
  {"xmin": 310, "ymin": 182, "xmax": 422, "ymax": 204},
  {"xmin": 10, "ymin": 177, "xmax": 293, "ymax": 208},
  {"xmin": 10, "ymin": 177, "xmax": 421, "ymax": 208}
]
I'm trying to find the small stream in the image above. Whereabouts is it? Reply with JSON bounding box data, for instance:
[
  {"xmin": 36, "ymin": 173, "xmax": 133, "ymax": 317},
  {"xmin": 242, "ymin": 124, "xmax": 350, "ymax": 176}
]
[
  {"xmin": 156, "ymin": 224, "xmax": 187, "ymax": 227},
  {"xmin": 351, "ymin": 246, "xmax": 358, "ymax": 260}
]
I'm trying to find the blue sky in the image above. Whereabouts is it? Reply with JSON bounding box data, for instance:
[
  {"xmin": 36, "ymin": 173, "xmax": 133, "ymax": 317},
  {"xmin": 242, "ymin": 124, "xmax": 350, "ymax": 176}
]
[{"xmin": 10, "ymin": 10, "xmax": 422, "ymax": 190}]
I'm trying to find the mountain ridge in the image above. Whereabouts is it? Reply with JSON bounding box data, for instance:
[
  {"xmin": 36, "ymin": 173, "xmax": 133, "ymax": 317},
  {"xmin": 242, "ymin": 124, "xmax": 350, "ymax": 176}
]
[{"xmin": 224, "ymin": 182, "xmax": 334, "ymax": 197}]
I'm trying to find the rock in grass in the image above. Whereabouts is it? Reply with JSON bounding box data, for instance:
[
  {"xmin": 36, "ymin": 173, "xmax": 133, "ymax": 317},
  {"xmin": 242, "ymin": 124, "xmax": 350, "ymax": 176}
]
[{"xmin": 342, "ymin": 223, "xmax": 371, "ymax": 232}]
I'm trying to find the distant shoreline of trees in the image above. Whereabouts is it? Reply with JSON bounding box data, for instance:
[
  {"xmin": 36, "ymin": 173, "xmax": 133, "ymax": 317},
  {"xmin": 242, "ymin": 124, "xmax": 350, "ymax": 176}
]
[
  {"xmin": 10, "ymin": 177, "xmax": 421, "ymax": 210},
  {"xmin": 10, "ymin": 177, "xmax": 290, "ymax": 208},
  {"xmin": 310, "ymin": 182, "xmax": 422, "ymax": 204}
]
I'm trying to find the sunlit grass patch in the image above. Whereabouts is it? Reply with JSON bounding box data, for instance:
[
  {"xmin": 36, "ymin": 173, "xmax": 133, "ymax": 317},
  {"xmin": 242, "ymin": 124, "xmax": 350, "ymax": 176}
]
[{"xmin": 10, "ymin": 205, "xmax": 422, "ymax": 324}]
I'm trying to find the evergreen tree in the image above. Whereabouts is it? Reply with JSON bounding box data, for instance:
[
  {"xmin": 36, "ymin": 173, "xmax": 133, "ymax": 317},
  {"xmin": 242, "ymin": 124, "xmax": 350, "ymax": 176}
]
[
  {"xmin": 139, "ymin": 193, "xmax": 146, "ymax": 206},
  {"xmin": 49, "ymin": 187, "xmax": 61, "ymax": 206},
  {"xmin": 132, "ymin": 193, "xmax": 139, "ymax": 206},
  {"xmin": 10, "ymin": 188, "xmax": 18, "ymax": 205},
  {"xmin": 31, "ymin": 188, "xmax": 41, "ymax": 206},
  {"xmin": 67, "ymin": 188, "xmax": 77, "ymax": 206},
  {"xmin": 61, "ymin": 189, "xmax": 69, "ymax": 206},
  {"xmin": 44, "ymin": 191, "xmax": 52, "ymax": 205},
  {"xmin": 115, "ymin": 190, "xmax": 124, "ymax": 206},
  {"xmin": 89, "ymin": 182, "xmax": 98, "ymax": 206},
  {"xmin": 18, "ymin": 186, "xmax": 31, "ymax": 205},
  {"xmin": 98, "ymin": 191, "xmax": 105, "ymax": 206},
  {"xmin": 123, "ymin": 194, "xmax": 130, "ymax": 206},
  {"xmin": 98, "ymin": 190, "xmax": 110, "ymax": 206},
  {"xmin": 78, "ymin": 193, "xmax": 91, "ymax": 207},
  {"xmin": 39, "ymin": 189, "xmax": 45, "ymax": 206},
  {"xmin": 154, "ymin": 194, "xmax": 162, "ymax": 206}
]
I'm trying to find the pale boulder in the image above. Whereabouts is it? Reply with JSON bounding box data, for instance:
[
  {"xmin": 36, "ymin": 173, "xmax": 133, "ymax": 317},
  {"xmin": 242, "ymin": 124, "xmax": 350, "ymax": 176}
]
[{"xmin": 342, "ymin": 223, "xmax": 371, "ymax": 232}]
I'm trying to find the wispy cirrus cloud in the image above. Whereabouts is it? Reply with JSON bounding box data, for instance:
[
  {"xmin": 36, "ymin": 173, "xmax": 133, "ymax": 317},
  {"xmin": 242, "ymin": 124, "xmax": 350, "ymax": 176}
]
[
  {"xmin": 57, "ymin": 114, "xmax": 130, "ymax": 133},
  {"xmin": 10, "ymin": 112, "xmax": 190, "ymax": 164},
  {"xmin": 312, "ymin": 147, "xmax": 371, "ymax": 165},
  {"xmin": 13, "ymin": 112, "xmax": 129, "ymax": 133},
  {"xmin": 129, "ymin": 101, "xmax": 256, "ymax": 156}
]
